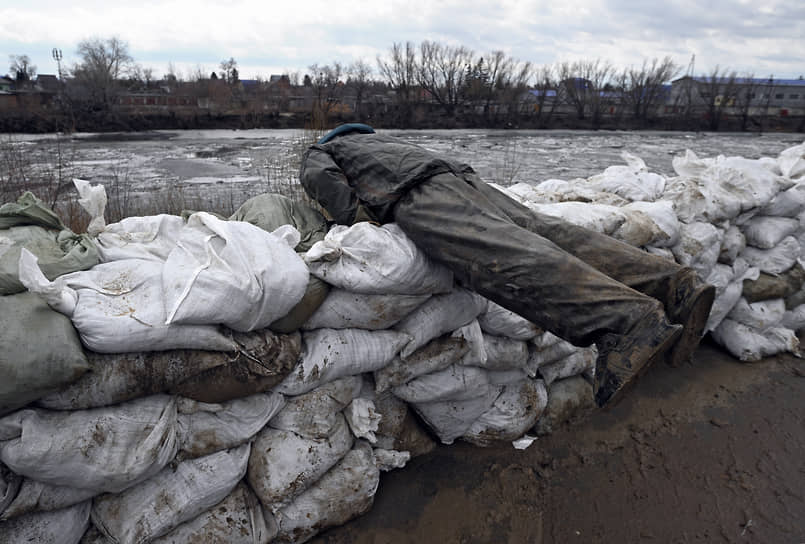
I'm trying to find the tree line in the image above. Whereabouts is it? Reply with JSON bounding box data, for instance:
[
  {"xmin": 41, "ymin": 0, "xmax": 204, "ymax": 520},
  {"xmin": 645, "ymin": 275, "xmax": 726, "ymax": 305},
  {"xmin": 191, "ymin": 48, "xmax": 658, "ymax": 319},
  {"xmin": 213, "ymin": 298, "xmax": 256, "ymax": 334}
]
[{"xmin": 4, "ymin": 37, "xmax": 800, "ymax": 133}]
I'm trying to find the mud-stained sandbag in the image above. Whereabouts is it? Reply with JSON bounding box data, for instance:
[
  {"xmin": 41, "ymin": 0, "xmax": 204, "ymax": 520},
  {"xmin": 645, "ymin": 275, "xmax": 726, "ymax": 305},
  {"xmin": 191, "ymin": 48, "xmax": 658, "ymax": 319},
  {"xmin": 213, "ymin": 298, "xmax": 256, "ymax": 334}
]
[
  {"xmin": 464, "ymin": 379, "xmax": 548, "ymax": 447},
  {"xmin": 248, "ymin": 414, "xmax": 353, "ymax": 512},
  {"xmin": 477, "ymin": 300, "xmax": 541, "ymax": 340},
  {"xmin": 275, "ymin": 328, "xmax": 410, "ymax": 396},
  {"xmin": 303, "ymin": 289, "xmax": 430, "ymax": 330},
  {"xmin": 91, "ymin": 444, "xmax": 250, "ymax": 544},
  {"xmin": 0, "ymin": 225, "xmax": 99, "ymax": 295},
  {"xmin": 1, "ymin": 479, "xmax": 96, "ymax": 521},
  {"xmin": 718, "ymin": 224, "xmax": 746, "ymax": 264},
  {"xmin": 344, "ymin": 398, "xmax": 382, "ymax": 443},
  {"xmin": 176, "ymin": 393, "xmax": 285, "ymax": 459},
  {"xmin": 0, "ymin": 292, "xmax": 89, "ymax": 416},
  {"xmin": 18, "ymin": 251, "xmax": 237, "ymax": 353},
  {"xmin": 95, "ymin": 214, "xmax": 184, "ymax": 263},
  {"xmin": 304, "ymin": 222, "xmax": 453, "ymax": 295},
  {"xmin": 374, "ymin": 336, "xmax": 468, "ymax": 394},
  {"xmin": 538, "ymin": 347, "xmax": 598, "ymax": 386},
  {"xmin": 727, "ymin": 297, "xmax": 786, "ymax": 331},
  {"xmin": 527, "ymin": 201, "xmax": 627, "ymax": 235},
  {"xmin": 151, "ymin": 481, "xmax": 276, "ymax": 544},
  {"xmin": 0, "ymin": 395, "xmax": 177, "ymax": 494},
  {"xmin": 270, "ymin": 376, "xmax": 362, "ymax": 439},
  {"xmin": 528, "ymin": 336, "xmax": 583, "ymax": 369},
  {"xmin": 742, "ymin": 262, "xmax": 805, "ymax": 303},
  {"xmin": 611, "ymin": 208, "xmax": 667, "ymax": 248},
  {"xmin": 36, "ymin": 348, "xmax": 231, "ymax": 411},
  {"xmin": 230, "ymin": 193, "xmax": 328, "ymax": 253},
  {"xmin": 269, "ymin": 276, "xmax": 330, "ymax": 334},
  {"xmin": 740, "ymin": 236, "xmax": 800, "ymax": 276},
  {"xmin": 365, "ymin": 387, "xmax": 436, "ymax": 458},
  {"xmin": 171, "ymin": 331, "xmax": 301, "ymax": 403},
  {"xmin": 393, "ymin": 365, "xmax": 492, "ymax": 404},
  {"xmin": 671, "ymin": 221, "xmax": 723, "ymax": 279},
  {"xmin": 452, "ymin": 319, "xmax": 487, "ymax": 366},
  {"xmin": 274, "ymin": 442, "xmax": 380, "ymax": 544},
  {"xmin": 464, "ymin": 333, "xmax": 528, "ymax": 371},
  {"xmin": 393, "ymin": 288, "xmax": 488, "ymax": 358},
  {"xmin": 711, "ymin": 318, "xmax": 799, "ymax": 362},
  {"xmin": 412, "ymin": 385, "xmax": 503, "ymax": 445},
  {"xmin": 0, "ymin": 500, "xmax": 90, "ymax": 544},
  {"xmin": 373, "ymin": 448, "xmax": 411, "ymax": 472},
  {"xmin": 623, "ymin": 200, "xmax": 681, "ymax": 247},
  {"xmin": 534, "ymin": 376, "xmax": 595, "ymax": 436},
  {"xmin": 163, "ymin": 213, "xmax": 309, "ymax": 332},
  {"xmin": 0, "ymin": 463, "xmax": 20, "ymax": 516}
]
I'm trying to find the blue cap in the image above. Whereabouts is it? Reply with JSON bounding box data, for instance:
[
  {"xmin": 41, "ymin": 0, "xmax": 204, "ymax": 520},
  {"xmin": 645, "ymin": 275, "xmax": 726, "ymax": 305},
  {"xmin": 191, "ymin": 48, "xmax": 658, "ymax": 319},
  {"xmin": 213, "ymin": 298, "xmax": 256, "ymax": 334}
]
[{"xmin": 317, "ymin": 123, "xmax": 375, "ymax": 144}]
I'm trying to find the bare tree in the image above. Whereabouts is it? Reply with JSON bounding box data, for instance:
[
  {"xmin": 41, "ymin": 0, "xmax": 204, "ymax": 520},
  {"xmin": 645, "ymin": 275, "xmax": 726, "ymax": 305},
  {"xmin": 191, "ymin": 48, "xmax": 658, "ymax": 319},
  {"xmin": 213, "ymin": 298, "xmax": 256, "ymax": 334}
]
[
  {"xmin": 219, "ymin": 58, "xmax": 239, "ymax": 84},
  {"xmin": 417, "ymin": 40, "xmax": 474, "ymax": 118},
  {"xmin": 620, "ymin": 57, "xmax": 679, "ymax": 124},
  {"xmin": 346, "ymin": 59, "xmax": 373, "ymax": 117},
  {"xmin": 732, "ymin": 72, "xmax": 760, "ymax": 131},
  {"xmin": 9, "ymin": 55, "xmax": 37, "ymax": 83},
  {"xmin": 499, "ymin": 59, "xmax": 533, "ymax": 126},
  {"xmin": 71, "ymin": 36, "xmax": 134, "ymax": 111},
  {"xmin": 531, "ymin": 64, "xmax": 560, "ymax": 127},
  {"xmin": 698, "ymin": 66, "xmax": 737, "ymax": 130},
  {"xmin": 308, "ymin": 62, "xmax": 344, "ymax": 128},
  {"xmin": 377, "ymin": 41, "xmax": 418, "ymax": 124}
]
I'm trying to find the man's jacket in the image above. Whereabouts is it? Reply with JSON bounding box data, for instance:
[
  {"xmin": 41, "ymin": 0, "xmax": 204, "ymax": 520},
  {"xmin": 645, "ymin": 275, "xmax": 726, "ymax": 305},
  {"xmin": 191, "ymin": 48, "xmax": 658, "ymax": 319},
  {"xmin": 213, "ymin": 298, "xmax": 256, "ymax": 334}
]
[{"xmin": 300, "ymin": 132, "xmax": 466, "ymax": 224}]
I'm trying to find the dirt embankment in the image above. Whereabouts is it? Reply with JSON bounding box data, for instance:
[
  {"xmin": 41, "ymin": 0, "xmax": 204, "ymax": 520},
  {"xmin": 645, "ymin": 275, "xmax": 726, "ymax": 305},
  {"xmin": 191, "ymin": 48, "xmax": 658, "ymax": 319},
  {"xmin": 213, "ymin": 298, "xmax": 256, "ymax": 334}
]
[{"xmin": 312, "ymin": 339, "xmax": 805, "ymax": 544}]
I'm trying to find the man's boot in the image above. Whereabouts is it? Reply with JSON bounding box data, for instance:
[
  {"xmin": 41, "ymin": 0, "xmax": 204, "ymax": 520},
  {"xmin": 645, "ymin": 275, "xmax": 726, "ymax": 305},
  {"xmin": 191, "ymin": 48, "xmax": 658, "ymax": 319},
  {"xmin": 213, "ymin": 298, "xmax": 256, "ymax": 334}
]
[
  {"xmin": 594, "ymin": 311, "xmax": 683, "ymax": 408},
  {"xmin": 666, "ymin": 271, "xmax": 717, "ymax": 367}
]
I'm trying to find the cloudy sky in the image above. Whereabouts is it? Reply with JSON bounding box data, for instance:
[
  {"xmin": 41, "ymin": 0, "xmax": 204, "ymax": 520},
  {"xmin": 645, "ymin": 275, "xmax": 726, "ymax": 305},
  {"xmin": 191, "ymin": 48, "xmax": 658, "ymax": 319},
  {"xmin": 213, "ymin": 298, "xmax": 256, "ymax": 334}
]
[{"xmin": 2, "ymin": 0, "xmax": 803, "ymax": 82}]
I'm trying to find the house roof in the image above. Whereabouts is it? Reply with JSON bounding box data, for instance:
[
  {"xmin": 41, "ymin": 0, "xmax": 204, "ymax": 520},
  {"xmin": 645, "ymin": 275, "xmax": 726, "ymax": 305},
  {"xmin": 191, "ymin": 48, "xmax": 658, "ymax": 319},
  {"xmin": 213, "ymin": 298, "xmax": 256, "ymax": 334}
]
[{"xmin": 675, "ymin": 75, "xmax": 805, "ymax": 87}]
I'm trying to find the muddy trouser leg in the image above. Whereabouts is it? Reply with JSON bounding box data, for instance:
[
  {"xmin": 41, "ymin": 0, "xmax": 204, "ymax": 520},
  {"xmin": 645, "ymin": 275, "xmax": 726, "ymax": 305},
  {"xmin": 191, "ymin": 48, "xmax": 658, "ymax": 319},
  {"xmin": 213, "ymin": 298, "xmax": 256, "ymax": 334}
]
[
  {"xmin": 392, "ymin": 173, "xmax": 668, "ymax": 348},
  {"xmin": 461, "ymin": 173, "xmax": 699, "ymax": 322}
]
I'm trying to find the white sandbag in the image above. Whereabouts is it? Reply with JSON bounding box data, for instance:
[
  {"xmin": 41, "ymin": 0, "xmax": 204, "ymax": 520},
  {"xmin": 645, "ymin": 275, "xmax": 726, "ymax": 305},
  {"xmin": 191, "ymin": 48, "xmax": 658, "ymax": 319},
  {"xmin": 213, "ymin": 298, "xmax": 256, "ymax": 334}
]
[
  {"xmin": 374, "ymin": 336, "xmax": 468, "ymax": 394},
  {"xmin": 274, "ymin": 443, "xmax": 380, "ymax": 544},
  {"xmin": 760, "ymin": 184, "xmax": 805, "ymax": 217},
  {"xmin": 1, "ymin": 479, "xmax": 96, "ymax": 520},
  {"xmin": 247, "ymin": 414, "xmax": 353, "ymax": 511},
  {"xmin": 671, "ymin": 221, "xmax": 723, "ymax": 279},
  {"xmin": 0, "ymin": 464, "xmax": 20, "ymax": 516},
  {"xmin": 741, "ymin": 215, "xmax": 800, "ymax": 249},
  {"xmin": 527, "ymin": 201, "xmax": 626, "ymax": 235},
  {"xmin": 151, "ymin": 482, "xmax": 276, "ymax": 544},
  {"xmin": 96, "ymin": 214, "xmax": 185, "ymax": 263},
  {"xmin": 705, "ymin": 260, "xmax": 760, "ymax": 332},
  {"xmin": 304, "ymin": 222, "xmax": 453, "ymax": 295},
  {"xmin": 778, "ymin": 142, "xmax": 805, "ymax": 179},
  {"xmin": 662, "ymin": 177, "xmax": 708, "ymax": 224},
  {"xmin": 718, "ymin": 224, "xmax": 746, "ymax": 264},
  {"xmin": 393, "ymin": 288, "xmax": 489, "ymax": 358},
  {"xmin": 477, "ymin": 300, "xmax": 541, "ymax": 340},
  {"xmin": 344, "ymin": 398, "xmax": 381, "ymax": 443},
  {"xmin": 464, "ymin": 379, "xmax": 548, "ymax": 446},
  {"xmin": 392, "ymin": 365, "xmax": 492, "ymax": 404},
  {"xmin": 645, "ymin": 246, "xmax": 676, "ymax": 261},
  {"xmin": 73, "ymin": 178, "xmax": 107, "ymax": 236},
  {"xmin": 302, "ymin": 289, "xmax": 429, "ymax": 330},
  {"xmin": 727, "ymin": 297, "xmax": 786, "ymax": 331},
  {"xmin": 91, "ymin": 445, "xmax": 250, "ymax": 544},
  {"xmin": 270, "ymin": 376, "xmax": 362, "ymax": 439},
  {"xmin": 584, "ymin": 152, "xmax": 666, "ymax": 202},
  {"xmin": 487, "ymin": 368, "xmax": 531, "ymax": 386},
  {"xmin": 275, "ymin": 328, "xmax": 410, "ymax": 396},
  {"xmin": 530, "ymin": 330, "xmax": 564, "ymax": 350},
  {"xmin": 18, "ymin": 250, "xmax": 237, "ymax": 353},
  {"xmin": 0, "ymin": 395, "xmax": 177, "ymax": 494},
  {"xmin": 176, "ymin": 393, "xmax": 285, "ymax": 459},
  {"xmin": 610, "ymin": 208, "xmax": 668, "ymax": 248},
  {"xmin": 782, "ymin": 304, "xmax": 805, "ymax": 331},
  {"xmin": 740, "ymin": 236, "xmax": 800, "ymax": 275},
  {"xmin": 538, "ymin": 347, "xmax": 598, "ymax": 386},
  {"xmin": 711, "ymin": 318, "xmax": 799, "ymax": 362},
  {"xmin": 528, "ymin": 336, "xmax": 582, "ymax": 368},
  {"xmin": 0, "ymin": 500, "xmax": 90, "ymax": 544},
  {"xmin": 163, "ymin": 212, "xmax": 309, "ymax": 332},
  {"xmin": 463, "ymin": 333, "xmax": 528, "ymax": 371},
  {"xmin": 452, "ymin": 319, "xmax": 488, "ymax": 366},
  {"xmin": 509, "ymin": 179, "xmax": 629, "ymax": 207},
  {"xmin": 412, "ymin": 385, "xmax": 503, "ymax": 445}
]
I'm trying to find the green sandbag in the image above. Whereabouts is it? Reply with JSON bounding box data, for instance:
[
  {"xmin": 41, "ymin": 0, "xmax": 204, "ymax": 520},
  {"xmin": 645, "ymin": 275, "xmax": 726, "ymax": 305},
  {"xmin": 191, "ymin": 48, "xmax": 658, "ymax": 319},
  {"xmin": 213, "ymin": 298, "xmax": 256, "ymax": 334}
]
[
  {"xmin": 230, "ymin": 193, "xmax": 328, "ymax": 252},
  {"xmin": 0, "ymin": 226, "xmax": 99, "ymax": 295},
  {"xmin": 0, "ymin": 192, "xmax": 65, "ymax": 230},
  {"xmin": 0, "ymin": 292, "xmax": 90, "ymax": 415}
]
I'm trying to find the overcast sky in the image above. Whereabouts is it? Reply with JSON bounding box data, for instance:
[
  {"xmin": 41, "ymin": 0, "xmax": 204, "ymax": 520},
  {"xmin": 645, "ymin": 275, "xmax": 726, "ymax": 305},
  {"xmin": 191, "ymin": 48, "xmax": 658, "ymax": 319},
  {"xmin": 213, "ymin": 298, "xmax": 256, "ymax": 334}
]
[{"xmin": 2, "ymin": 0, "xmax": 804, "ymax": 83}]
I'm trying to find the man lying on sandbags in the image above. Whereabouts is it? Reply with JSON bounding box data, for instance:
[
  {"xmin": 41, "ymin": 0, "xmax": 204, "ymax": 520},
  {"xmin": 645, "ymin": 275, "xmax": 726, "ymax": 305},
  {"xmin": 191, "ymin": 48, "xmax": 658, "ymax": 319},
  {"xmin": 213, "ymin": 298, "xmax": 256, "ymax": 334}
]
[{"xmin": 300, "ymin": 124, "xmax": 715, "ymax": 408}]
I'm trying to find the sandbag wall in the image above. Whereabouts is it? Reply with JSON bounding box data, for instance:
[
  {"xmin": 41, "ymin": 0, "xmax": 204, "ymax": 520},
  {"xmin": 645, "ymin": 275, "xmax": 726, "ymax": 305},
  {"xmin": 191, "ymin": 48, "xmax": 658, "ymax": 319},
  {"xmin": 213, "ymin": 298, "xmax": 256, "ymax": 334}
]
[{"xmin": 1, "ymin": 141, "xmax": 804, "ymax": 543}]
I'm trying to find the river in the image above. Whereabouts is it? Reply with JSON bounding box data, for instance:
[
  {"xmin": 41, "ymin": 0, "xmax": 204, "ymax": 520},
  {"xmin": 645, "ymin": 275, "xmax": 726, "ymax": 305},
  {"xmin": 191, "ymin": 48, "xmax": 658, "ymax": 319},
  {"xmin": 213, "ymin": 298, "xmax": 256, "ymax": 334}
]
[{"xmin": 5, "ymin": 129, "xmax": 804, "ymax": 217}]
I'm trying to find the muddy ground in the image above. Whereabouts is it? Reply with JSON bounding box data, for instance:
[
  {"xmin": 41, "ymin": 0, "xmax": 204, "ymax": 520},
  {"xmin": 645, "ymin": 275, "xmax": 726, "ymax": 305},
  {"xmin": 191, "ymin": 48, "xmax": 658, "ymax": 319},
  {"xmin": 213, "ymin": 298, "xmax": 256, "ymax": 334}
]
[{"xmin": 312, "ymin": 338, "xmax": 805, "ymax": 544}]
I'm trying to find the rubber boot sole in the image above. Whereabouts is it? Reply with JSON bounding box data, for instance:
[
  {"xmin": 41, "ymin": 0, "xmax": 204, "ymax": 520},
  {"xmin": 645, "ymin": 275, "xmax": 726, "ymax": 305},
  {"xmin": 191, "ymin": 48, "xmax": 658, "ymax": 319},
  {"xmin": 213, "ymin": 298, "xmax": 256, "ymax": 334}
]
[{"xmin": 667, "ymin": 283, "xmax": 716, "ymax": 367}]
